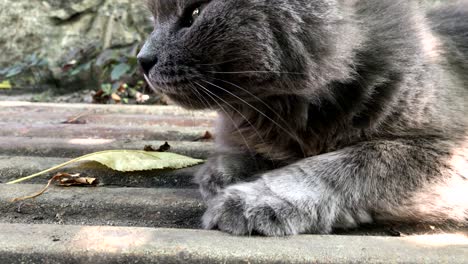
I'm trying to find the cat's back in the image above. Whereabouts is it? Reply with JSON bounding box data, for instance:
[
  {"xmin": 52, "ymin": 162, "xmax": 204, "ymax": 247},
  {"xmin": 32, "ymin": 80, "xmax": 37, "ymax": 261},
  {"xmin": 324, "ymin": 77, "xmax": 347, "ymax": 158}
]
[{"xmin": 427, "ymin": 2, "xmax": 468, "ymax": 84}]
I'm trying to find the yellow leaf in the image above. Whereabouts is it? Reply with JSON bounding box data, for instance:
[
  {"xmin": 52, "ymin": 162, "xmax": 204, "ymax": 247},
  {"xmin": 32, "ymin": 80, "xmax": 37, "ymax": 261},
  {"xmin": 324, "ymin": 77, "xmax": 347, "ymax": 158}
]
[
  {"xmin": 80, "ymin": 150, "xmax": 204, "ymax": 171},
  {"xmin": 0, "ymin": 80, "xmax": 12, "ymax": 89},
  {"xmin": 7, "ymin": 150, "xmax": 204, "ymax": 184}
]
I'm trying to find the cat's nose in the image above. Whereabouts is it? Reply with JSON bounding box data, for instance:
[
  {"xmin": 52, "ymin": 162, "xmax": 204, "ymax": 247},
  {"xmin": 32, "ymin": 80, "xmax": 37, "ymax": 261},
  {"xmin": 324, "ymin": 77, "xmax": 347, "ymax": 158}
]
[{"xmin": 137, "ymin": 54, "xmax": 158, "ymax": 75}]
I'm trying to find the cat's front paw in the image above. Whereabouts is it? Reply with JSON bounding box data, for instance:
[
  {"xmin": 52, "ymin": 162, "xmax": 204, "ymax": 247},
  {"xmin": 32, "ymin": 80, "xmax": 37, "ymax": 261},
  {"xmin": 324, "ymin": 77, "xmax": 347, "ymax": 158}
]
[
  {"xmin": 194, "ymin": 160, "xmax": 228, "ymax": 201},
  {"xmin": 195, "ymin": 153, "xmax": 267, "ymax": 201},
  {"xmin": 202, "ymin": 181, "xmax": 305, "ymax": 236}
]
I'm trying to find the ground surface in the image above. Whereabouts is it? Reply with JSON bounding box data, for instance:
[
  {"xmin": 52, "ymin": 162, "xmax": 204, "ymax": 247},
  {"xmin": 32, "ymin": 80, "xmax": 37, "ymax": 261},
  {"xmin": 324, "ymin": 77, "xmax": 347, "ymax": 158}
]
[{"xmin": 0, "ymin": 100, "xmax": 466, "ymax": 263}]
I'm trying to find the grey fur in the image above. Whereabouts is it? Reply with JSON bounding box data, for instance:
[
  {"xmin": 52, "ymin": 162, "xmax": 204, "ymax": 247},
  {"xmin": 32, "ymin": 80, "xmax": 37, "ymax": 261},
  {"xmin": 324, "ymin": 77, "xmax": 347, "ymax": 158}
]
[{"xmin": 139, "ymin": 0, "xmax": 468, "ymax": 236}]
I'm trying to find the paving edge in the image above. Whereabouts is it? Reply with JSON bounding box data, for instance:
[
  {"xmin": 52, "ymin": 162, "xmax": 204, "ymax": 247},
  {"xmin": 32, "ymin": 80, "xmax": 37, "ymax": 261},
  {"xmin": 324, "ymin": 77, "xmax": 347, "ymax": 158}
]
[{"xmin": 0, "ymin": 224, "xmax": 467, "ymax": 264}]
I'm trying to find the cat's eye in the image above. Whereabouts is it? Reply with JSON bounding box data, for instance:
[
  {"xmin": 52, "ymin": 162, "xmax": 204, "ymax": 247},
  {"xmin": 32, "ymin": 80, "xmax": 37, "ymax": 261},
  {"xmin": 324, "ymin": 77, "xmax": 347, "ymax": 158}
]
[
  {"xmin": 187, "ymin": 7, "xmax": 201, "ymax": 26},
  {"xmin": 183, "ymin": 5, "xmax": 204, "ymax": 27},
  {"xmin": 192, "ymin": 8, "xmax": 200, "ymax": 20}
]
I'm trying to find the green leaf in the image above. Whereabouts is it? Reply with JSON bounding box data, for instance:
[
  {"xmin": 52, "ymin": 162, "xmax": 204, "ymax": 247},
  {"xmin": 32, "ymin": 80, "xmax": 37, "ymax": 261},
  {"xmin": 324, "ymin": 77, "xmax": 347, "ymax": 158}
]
[
  {"xmin": 69, "ymin": 62, "xmax": 92, "ymax": 76},
  {"xmin": 101, "ymin": 83, "xmax": 113, "ymax": 95},
  {"xmin": 6, "ymin": 67, "xmax": 22, "ymax": 78},
  {"xmin": 0, "ymin": 80, "xmax": 12, "ymax": 89},
  {"xmin": 96, "ymin": 50, "xmax": 120, "ymax": 67},
  {"xmin": 7, "ymin": 150, "xmax": 204, "ymax": 184},
  {"xmin": 111, "ymin": 63, "xmax": 131, "ymax": 81},
  {"xmin": 127, "ymin": 56, "xmax": 138, "ymax": 66},
  {"xmin": 69, "ymin": 67, "xmax": 82, "ymax": 76}
]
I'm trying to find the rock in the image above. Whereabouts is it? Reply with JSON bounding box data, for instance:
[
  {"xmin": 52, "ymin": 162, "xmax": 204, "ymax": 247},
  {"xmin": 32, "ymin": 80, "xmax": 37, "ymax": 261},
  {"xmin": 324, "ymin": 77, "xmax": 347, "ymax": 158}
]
[
  {"xmin": 47, "ymin": 0, "xmax": 105, "ymax": 21},
  {"xmin": 0, "ymin": 0, "xmax": 151, "ymax": 68}
]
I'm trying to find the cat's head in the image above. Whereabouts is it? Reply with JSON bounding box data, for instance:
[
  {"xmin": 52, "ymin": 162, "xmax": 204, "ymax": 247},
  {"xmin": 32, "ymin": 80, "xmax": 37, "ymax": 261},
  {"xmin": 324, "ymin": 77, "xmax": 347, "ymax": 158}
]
[{"xmin": 138, "ymin": 0, "xmax": 352, "ymax": 109}]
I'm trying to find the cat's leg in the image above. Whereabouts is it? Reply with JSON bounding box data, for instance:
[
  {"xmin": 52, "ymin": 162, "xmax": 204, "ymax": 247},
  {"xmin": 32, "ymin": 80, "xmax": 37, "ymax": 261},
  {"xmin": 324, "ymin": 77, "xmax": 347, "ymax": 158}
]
[
  {"xmin": 194, "ymin": 152, "xmax": 275, "ymax": 201},
  {"xmin": 202, "ymin": 138, "xmax": 467, "ymax": 236}
]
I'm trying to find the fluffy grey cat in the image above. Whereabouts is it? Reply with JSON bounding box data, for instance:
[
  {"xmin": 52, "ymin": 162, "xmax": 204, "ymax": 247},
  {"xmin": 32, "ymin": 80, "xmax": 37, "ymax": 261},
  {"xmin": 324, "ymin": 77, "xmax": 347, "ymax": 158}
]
[{"xmin": 138, "ymin": 0, "xmax": 468, "ymax": 236}]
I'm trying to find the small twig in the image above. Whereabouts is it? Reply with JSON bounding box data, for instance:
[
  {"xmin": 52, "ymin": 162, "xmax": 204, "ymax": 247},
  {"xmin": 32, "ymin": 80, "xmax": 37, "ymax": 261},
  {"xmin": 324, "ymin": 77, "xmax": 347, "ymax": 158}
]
[
  {"xmin": 11, "ymin": 176, "xmax": 56, "ymax": 202},
  {"xmin": 62, "ymin": 110, "xmax": 91, "ymax": 124},
  {"xmin": 11, "ymin": 173, "xmax": 97, "ymax": 202}
]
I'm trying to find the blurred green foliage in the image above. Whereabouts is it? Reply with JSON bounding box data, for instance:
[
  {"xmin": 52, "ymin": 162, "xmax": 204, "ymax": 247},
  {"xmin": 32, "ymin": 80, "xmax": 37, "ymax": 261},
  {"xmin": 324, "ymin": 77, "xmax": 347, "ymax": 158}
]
[{"xmin": 0, "ymin": 43, "xmax": 164, "ymax": 105}]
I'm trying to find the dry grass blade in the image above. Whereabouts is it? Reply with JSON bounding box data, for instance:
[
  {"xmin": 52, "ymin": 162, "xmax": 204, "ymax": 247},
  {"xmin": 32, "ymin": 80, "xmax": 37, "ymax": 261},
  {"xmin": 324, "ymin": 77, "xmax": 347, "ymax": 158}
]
[
  {"xmin": 61, "ymin": 110, "xmax": 92, "ymax": 124},
  {"xmin": 11, "ymin": 177, "xmax": 55, "ymax": 202}
]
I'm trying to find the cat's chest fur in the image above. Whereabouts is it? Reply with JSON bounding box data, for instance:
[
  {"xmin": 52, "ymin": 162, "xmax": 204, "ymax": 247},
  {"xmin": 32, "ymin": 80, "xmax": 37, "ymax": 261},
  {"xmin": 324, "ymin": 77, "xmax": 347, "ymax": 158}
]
[
  {"xmin": 214, "ymin": 96, "xmax": 367, "ymax": 162},
  {"xmin": 213, "ymin": 68, "xmax": 466, "ymax": 163}
]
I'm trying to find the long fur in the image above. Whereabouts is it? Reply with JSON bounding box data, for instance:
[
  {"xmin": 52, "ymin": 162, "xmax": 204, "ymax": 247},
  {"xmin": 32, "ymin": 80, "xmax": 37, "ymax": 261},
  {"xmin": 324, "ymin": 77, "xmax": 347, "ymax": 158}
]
[{"xmin": 139, "ymin": 0, "xmax": 468, "ymax": 236}]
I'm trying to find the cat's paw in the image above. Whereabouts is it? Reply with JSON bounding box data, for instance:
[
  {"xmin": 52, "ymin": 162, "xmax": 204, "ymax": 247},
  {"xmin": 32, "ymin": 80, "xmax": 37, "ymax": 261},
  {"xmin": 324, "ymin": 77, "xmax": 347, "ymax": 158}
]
[
  {"xmin": 202, "ymin": 181, "xmax": 305, "ymax": 236},
  {"xmin": 194, "ymin": 153, "xmax": 267, "ymax": 201},
  {"xmin": 194, "ymin": 158, "xmax": 234, "ymax": 201}
]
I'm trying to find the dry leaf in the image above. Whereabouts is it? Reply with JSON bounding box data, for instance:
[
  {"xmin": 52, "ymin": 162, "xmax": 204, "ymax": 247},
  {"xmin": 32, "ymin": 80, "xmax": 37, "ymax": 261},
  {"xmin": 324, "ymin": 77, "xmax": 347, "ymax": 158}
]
[
  {"xmin": 7, "ymin": 150, "xmax": 204, "ymax": 184},
  {"xmin": 157, "ymin": 142, "xmax": 171, "ymax": 152},
  {"xmin": 57, "ymin": 174, "xmax": 98, "ymax": 187},
  {"xmin": 11, "ymin": 173, "xmax": 98, "ymax": 202},
  {"xmin": 144, "ymin": 142, "xmax": 171, "ymax": 152},
  {"xmin": 144, "ymin": 145, "xmax": 157, "ymax": 151},
  {"xmin": 195, "ymin": 131, "xmax": 214, "ymax": 141},
  {"xmin": 111, "ymin": 93, "xmax": 121, "ymax": 103}
]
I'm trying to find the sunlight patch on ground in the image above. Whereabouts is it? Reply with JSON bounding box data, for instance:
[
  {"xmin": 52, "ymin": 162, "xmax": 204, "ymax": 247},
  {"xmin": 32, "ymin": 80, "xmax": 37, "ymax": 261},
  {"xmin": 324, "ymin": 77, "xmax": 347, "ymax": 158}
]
[
  {"xmin": 68, "ymin": 138, "xmax": 115, "ymax": 145},
  {"xmin": 406, "ymin": 233, "xmax": 468, "ymax": 247},
  {"xmin": 73, "ymin": 226, "xmax": 153, "ymax": 253}
]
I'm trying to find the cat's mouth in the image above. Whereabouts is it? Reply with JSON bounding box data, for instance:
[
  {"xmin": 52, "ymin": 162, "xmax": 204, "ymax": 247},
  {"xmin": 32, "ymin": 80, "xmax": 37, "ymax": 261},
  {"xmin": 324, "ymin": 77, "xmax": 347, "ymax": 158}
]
[
  {"xmin": 144, "ymin": 72, "xmax": 267, "ymax": 110},
  {"xmin": 144, "ymin": 74, "xmax": 187, "ymax": 91},
  {"xmin": 144, "ymin": 75, "xmax": 214, "ymax": 109}
]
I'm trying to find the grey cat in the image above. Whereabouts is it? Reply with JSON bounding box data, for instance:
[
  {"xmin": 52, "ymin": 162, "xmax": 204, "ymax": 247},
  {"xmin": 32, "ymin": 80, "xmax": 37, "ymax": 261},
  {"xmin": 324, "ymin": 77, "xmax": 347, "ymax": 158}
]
[{"xmin": 138, "ymin": 0, "xmax": 468, "ymax": 236}]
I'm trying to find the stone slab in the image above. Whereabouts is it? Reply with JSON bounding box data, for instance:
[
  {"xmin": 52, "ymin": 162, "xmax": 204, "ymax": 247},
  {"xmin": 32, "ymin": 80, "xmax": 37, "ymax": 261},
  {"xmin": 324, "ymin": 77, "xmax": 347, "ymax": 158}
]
[
  {"xmin": 0, "ymin": 184, "xmax": 204, "ymax": 229},
  {"xmin": 0, "ymin": 137, "xmax": 214, "ymax": 159},
  {"xmin": 0, "ymin": 224, "xmax": 466, "ymax": 264}
]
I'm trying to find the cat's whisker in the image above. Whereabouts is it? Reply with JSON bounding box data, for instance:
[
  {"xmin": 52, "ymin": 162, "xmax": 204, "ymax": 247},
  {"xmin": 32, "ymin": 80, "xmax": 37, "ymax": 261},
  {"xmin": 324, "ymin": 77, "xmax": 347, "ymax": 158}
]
[
  {"xmin": 209, "ymin": 77, "xmax": 299, "ymax": 134},
  {"xmin": 194, "ymin": 93, "xmax": 259, "ymax": 163},
  {"xmin": 188, "ymin": 82, "xmax": 210, "ymax": 110},
  {"xmin": 194, "ymin": 81, "xmax": 268, "ymax": 153},
  {"xmin": 198, "ymin": 81, "xmax": 267, "ymax": 142},
  {"xmin": 193, "ymin": 81, "xmax": 258, "ymax": 154},
  {"xmin": 200, "ymin": 79, "xmax": 307, "ymax": 158},
  {"xmin": 195, "ymin": 58, "xmax": 243, "ymax": 66},
  {"xmin": 208, "ymin": 77, "xmax": 297, "ymax": 157},
  {"xmin": 206, "ymin": 70, "xmax": 307, "ymax": 75},
  {"xmin": 182, "ymin": 90, "xmax": 198, "ymax": 127},
  {"xmin": 143, "ymin": 75, "xmax": 159, "ymax": 93}
]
